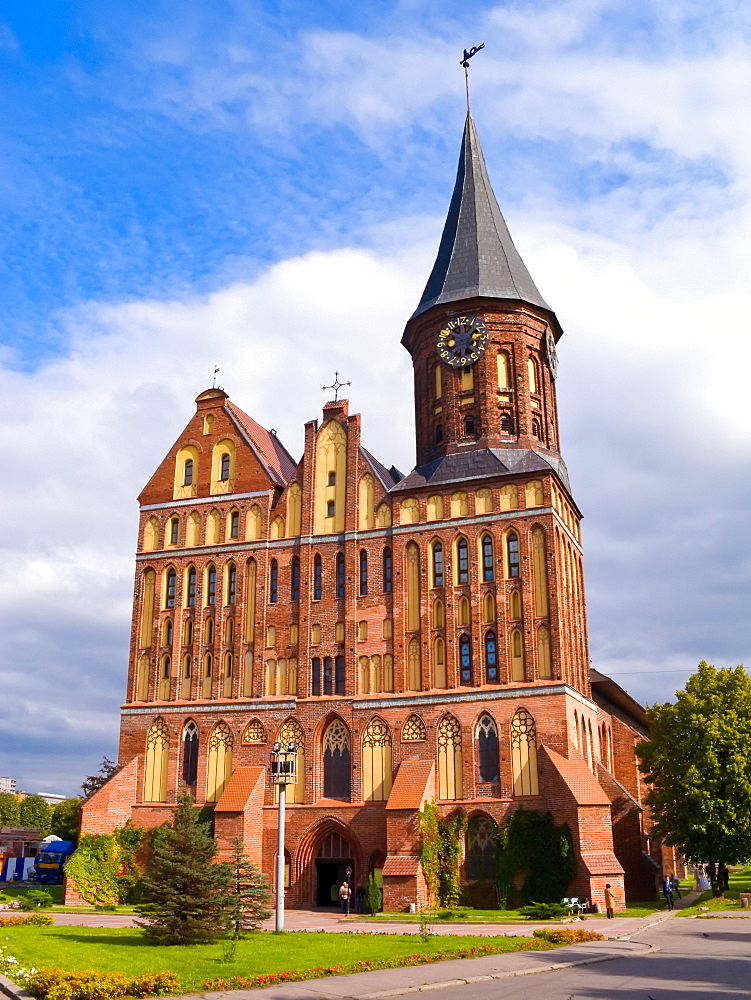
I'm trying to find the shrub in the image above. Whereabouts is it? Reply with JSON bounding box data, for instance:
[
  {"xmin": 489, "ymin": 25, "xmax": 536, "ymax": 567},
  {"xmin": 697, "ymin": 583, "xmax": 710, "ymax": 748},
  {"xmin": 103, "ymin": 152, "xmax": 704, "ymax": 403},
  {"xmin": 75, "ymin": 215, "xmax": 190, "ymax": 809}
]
[
  {"xmin": 17, "ymin": 890, "xmax": 54, "ymax": 911},
  {"xmin": 518, "ymin": 901, "xmax": 570, "ymax": 920},
  {"xmin": 533, "ymin": 928, "xmax": 605, "ymax": 944},
  {"xmin": 26, "ymin": 969, "xmax": 180, "ymax": 1000},
  {"xmin": 0, "ymin": 914, "xmax": 54, "ymax": 927}
]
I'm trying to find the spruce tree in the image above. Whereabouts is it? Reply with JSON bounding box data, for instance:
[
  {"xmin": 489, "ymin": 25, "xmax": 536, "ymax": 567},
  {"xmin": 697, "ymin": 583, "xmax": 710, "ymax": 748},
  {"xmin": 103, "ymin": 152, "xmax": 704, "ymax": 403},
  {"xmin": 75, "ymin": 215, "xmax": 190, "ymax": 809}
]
[
  {"xmin": 135, "ymin": 794, "xmax": 233, "ymax": 944},
  {"xmin": 227, "ymin": 835, "xmax": 272, "ymax": 938}
]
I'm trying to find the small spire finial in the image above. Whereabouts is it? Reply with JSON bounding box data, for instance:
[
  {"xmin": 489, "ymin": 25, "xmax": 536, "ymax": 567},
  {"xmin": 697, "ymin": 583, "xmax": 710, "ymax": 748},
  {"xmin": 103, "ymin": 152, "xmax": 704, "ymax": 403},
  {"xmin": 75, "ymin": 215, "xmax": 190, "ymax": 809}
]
[
  {"xmin": 322, "ymin": 371, "xmax": 351, "ymax": 402},
  {"xmin": 212, "ymin": 365, "xmax": 220, "ymax": 388},
  {"xmin": 460, "ymin": 43, "xmax": 484, "ymax": 112}
]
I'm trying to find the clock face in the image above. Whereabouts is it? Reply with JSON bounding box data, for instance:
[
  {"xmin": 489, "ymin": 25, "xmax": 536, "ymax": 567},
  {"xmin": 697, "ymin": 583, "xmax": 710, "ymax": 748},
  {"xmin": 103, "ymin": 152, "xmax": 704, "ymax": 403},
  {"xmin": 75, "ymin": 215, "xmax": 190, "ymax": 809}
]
[
  {"xmin": 436, "ymin": 315, "xmax": 490, "ymax": 368},
  {"xmin": 545, "ymin": 327, "xmax": 559, "ymax": 379}
]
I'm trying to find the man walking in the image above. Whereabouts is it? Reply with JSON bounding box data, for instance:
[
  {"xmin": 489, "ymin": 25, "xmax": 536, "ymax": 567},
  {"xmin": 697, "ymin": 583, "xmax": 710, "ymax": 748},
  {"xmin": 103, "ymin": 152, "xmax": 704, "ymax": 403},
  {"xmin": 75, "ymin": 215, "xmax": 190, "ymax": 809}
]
[
  {"xmin": 662, "ymin": 875, "xmax": 675, "ymax": 911},
  {"xmin": 339, "ymin": 881, "xmax": 351, "ymax": 914},
  {"xmin": 670, "ymin": 873, "xmax": 682, "ymax": 899}
]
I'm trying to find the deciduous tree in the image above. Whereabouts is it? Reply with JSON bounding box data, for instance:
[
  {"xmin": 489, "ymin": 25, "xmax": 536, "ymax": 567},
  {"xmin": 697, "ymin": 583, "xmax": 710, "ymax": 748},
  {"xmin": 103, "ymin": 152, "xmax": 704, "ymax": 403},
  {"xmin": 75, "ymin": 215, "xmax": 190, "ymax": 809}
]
[
  {"xmin": 0, "ymin": 792, "xmax": 20, "ymax": 826},
  {"xmin": 81, "ymin": 757, "xmax": 120, "ymax": 800},
  {"xmin": 19, "ymin": 795, "xmax": 51, "ymax": 835},
  {"xmin": 637, "ymin": 662, "xmax": 751, "ymax": 893},
  {"xmin": 50, "ymin": 798, "xmax": 83, "ymax": 843}
]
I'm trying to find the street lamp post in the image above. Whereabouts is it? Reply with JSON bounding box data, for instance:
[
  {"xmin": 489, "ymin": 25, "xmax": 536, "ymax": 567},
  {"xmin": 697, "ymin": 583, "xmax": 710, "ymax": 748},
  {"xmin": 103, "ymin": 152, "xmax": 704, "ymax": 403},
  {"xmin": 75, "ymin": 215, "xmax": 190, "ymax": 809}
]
[
  {"xmin": 270, "ymin": 741, "xmax": 298, "ymax": 932},
  {"xmin": 345, "ymin": 865, "xmax": 352, "ymax": 917}
]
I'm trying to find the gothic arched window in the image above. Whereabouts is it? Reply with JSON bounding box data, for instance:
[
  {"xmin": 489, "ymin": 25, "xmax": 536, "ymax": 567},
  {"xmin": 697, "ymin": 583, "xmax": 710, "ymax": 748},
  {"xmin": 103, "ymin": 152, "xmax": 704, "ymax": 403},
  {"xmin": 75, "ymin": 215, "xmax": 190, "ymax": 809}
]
[
  {"xmin": 459, "ymin": 633, "xmax": 472, "ymax": 685},
  {"xmin": 476, "ymin": 713, "xmax": 499, "ymax": 783},
  {"xmin": 165, "ymin": 568, "xmax": 176, "ymax": 609},
  {"xmin": 362, "ymin": 717, "xmax": 393, "ymax": 802},
  {"xmin": 506, "ymin": 532, "xmax": 520, "ymax": 578},
  {"xmin": 511, "ymin": 708, "xmax": 539, "ymax": 796},
  {"xmin": 457, "ymin": 537, "xmax": 469, "ymax": 584},
  {"xmin": 269, "ymin": 559, "xmax": 278, "ymax": 604},
  {"xmin": 186, "ymin": 566, "xmax": 196, "ymax": 607},
  {"xmin": 383, "ymin": 547, "xmax": 392, "ymax": 592},
  {"xmin": 437, "ymin": 715, "xmax": 463, "ymax": 800},
  {"xmin": 206, "ymin": 564, "xmax": 217, "ymax": 605},
  {"xmin": 181, "ymin": 720, "xmax": 198, "ymax": 786},
  {"xmin": 144, "ymin": 718, "xmax": 170, "ymax": 802},
  {"xmin": 206, "ymin": 721, "xmax": 233, "ymax": 802},
  {"xmin": 481, "ymin": 534, "xmax": 494, "ymax": 581},
  {"xmin": 359, "ymin": 550, "xmax": 368, "ymax": 596},
  {"xmin": 313, "ymin": 554, "xmax": 322, "ymax": 600},
  {"xmin": 227, "ymin": 563, "xmax": 237, "ymax": 605},
  {"xmin": 432, "ymin": 541, "xmax": 444, "ymax": 588},
  {"xmin": 323, "ymin": 719, "xmax": 351, "ymax": 801},
  {"xmin": 466, "ymin": 816, "xmax": 497, "ymax": 879},
  {"xmin": 484, "ymin": 630, "xmax": 498, "ymax": 683},
  {"xmin": 291, "ymin": 556, "xmax": 300, "ymax": 601},
  {"xmin": 336, "ymin": 552, "xmax": 345, "ymax": 599}
]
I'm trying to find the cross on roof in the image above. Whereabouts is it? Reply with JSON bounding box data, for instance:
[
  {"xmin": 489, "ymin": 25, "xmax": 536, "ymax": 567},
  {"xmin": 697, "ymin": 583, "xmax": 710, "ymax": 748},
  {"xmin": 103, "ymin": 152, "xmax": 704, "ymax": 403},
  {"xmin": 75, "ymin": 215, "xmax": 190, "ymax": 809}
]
[{"xmin": 322, "ymin": 371, "xmax": 351, "ymax": 402}]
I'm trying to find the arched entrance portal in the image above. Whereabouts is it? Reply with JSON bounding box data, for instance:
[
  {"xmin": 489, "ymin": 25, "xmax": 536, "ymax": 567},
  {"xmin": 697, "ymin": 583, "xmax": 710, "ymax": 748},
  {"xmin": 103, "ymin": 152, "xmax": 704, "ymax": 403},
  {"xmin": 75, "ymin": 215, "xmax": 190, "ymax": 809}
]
[{"xmin": 315, "ymin": 831, "xmax": 354, "ymax": 907}]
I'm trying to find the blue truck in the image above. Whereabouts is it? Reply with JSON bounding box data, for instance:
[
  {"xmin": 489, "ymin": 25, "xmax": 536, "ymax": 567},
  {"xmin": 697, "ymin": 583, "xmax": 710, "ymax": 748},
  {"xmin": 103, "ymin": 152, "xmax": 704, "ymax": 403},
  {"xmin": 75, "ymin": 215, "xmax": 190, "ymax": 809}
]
[{"xmin": 33, "ymin": 841, "xmax": 76, "ymax": 884}]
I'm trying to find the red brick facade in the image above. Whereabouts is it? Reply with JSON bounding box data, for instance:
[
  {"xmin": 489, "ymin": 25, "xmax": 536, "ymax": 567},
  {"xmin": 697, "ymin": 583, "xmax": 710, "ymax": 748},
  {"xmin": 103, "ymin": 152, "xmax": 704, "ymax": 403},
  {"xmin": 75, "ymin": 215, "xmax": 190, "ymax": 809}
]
[{"xmin": 74, "ymin": 117, "xmax": 669, "ymax": 913}]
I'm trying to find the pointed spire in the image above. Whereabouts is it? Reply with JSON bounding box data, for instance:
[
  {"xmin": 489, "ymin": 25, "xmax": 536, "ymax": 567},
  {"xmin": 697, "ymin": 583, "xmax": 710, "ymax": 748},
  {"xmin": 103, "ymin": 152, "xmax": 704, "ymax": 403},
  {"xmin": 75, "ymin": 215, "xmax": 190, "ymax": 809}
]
[{"xmin": 411, "ymin": 113, "xmax": 551, "ymax": 319}]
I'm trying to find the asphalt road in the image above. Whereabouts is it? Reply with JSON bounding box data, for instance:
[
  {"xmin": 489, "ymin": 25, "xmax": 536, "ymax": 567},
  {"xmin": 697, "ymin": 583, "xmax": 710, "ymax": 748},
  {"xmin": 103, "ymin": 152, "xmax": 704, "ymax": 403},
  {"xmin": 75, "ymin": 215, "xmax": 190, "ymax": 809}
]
[{"xmin": 376, "ymin": 918, "xmax": 751, "ymax": 1000}]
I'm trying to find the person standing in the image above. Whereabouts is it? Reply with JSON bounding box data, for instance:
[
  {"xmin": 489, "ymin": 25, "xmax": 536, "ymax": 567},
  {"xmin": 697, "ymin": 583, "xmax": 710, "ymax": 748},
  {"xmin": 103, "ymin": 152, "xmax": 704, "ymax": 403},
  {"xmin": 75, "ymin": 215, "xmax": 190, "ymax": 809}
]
[
  {"xmin": 338, "ymin": 881, "xmax": 351, "ymax": 914},
  {"xmin": 603, "ymin": 883, "xmax": 615, "ymax": 919},
  {"xmin": 662, "ymin": 875, "xmax": 675, "ymax": 911}
]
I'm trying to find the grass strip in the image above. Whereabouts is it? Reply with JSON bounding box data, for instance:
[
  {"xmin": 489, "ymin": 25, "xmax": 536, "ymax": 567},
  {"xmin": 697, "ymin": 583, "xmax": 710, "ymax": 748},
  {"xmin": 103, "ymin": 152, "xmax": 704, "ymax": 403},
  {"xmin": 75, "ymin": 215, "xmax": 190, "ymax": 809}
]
[{"xmin": 1, "ymin": 926, "xmax": 555, "ymax": 993}]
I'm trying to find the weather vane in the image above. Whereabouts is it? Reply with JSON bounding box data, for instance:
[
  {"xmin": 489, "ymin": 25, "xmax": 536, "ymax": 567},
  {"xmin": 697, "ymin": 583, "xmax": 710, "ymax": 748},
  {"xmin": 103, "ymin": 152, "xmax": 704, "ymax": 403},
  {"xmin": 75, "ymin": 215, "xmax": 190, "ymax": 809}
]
[
  {"xmin": 322, "ymin": 371, "xmax": 351, "ymax": 402},
  {"xmin": 460, "ymin": 43, "xmax": 485, "ymax": 112},
  {"xmin": 212, "ymin": 365, "xmax": 220, "ymax": 388}
]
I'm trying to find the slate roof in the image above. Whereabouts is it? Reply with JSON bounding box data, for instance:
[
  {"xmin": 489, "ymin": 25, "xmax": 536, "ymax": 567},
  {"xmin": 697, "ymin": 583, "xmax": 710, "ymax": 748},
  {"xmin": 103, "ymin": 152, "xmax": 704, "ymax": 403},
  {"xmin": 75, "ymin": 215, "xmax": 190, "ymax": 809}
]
[
  {"xmin": 227, "ymin": 402, "xmax": 297, "ymax": 487},
  {"xmin": 390, "ymin": 447, "xmax": 571, "ymax": 493},
  {"xmin": 409, "ymin": 113, "xmax": 552, "ymax": 322},
  {"xmin": 360, "ymin": 446, "xmax": 402, "ymax": 490}
]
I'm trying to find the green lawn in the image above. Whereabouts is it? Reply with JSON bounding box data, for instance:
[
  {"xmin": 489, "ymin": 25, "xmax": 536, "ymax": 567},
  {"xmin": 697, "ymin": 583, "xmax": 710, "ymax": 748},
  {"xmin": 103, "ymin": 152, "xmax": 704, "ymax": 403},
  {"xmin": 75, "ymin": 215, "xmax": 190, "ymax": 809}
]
[
  {"xmin": 676, "ymin": 866, "xmax": 751, "ymax": 917},
  {"xmin": 1, "ymin": 926, "xmax": 552, "ymax": 991}
]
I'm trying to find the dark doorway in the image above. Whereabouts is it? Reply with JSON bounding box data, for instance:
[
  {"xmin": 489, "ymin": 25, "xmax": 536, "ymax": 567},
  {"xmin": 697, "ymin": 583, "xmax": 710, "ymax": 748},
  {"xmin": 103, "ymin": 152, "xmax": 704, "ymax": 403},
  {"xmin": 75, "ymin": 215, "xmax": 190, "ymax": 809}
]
[{"xmin": 315, "ymin": 831, "xmax": 355, "ymax": 907}]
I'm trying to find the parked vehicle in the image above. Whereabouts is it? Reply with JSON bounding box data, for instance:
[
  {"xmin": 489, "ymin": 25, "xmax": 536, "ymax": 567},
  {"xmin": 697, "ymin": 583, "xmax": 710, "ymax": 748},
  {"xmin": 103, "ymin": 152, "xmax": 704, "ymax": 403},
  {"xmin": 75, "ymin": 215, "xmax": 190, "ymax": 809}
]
[{"xmin": 33, "ymin": 841, "xmax": 75, "ymax": 884}]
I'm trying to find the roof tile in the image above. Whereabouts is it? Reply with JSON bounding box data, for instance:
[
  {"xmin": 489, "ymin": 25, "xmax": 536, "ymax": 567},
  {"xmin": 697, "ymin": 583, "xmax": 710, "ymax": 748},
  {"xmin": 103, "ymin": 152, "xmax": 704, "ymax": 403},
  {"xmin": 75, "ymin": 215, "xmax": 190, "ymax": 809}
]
[
  {"xmin": 214, "ymin": 766, "xmax": 265, "ymax": 812},
  {"xmin": 386, "ymin": 760, "xmax": 434, "ymax": 810}
]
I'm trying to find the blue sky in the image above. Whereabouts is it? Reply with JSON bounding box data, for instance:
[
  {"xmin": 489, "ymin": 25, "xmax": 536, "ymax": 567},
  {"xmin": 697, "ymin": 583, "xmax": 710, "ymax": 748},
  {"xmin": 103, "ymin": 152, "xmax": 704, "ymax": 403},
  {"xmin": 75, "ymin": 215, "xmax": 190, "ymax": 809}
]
[{"xmin": 2, "ymin": 0, "xmax": 751, "ymax": 794}]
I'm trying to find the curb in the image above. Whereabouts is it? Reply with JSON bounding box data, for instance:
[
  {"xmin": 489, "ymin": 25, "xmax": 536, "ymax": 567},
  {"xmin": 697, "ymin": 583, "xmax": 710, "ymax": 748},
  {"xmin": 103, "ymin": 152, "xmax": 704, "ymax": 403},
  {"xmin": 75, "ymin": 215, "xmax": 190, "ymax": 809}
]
[
  {"xmin": 358, "ymin": 941, "xmax": 659, "ymax": 998},
  {"xmin": 0, "ymin": 973, "xmax": 34, "ymax": 1000}
]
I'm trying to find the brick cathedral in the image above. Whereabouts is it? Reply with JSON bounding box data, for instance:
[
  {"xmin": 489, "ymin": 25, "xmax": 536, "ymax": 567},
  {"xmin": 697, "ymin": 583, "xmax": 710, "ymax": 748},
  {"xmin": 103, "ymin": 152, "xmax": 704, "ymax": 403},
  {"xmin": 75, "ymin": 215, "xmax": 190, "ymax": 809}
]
[{"xmin": 76, "ymin": 113, "xmax": 674, "ymax": 910}]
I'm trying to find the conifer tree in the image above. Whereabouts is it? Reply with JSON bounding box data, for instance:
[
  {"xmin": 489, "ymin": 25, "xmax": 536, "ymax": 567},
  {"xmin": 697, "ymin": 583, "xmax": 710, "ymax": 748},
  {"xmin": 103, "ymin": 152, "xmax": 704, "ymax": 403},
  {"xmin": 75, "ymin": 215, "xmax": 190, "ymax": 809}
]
[
  {"xmin": 135, "ymin": 793, "xmax": 233, "ymax": 944},
  {"xmin": 227, "ymin": 835, "xmax": 272, "ymax": 938}
]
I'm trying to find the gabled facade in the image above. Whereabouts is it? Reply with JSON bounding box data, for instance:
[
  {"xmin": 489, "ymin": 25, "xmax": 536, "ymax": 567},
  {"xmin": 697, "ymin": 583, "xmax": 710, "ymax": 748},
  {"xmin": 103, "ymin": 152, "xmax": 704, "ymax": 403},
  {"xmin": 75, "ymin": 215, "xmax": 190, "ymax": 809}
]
[{"xmin": 73, "ymin": 113, "xmax": 669, "ymax": 910}]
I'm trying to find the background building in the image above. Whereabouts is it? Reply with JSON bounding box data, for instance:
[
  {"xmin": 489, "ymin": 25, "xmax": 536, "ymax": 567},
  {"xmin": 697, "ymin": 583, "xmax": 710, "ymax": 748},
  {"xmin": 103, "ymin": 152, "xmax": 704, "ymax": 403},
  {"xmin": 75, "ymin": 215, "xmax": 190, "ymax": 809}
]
[{"xmin": 74, "ymin": 113, "xmax": 672, "ymax": 910}]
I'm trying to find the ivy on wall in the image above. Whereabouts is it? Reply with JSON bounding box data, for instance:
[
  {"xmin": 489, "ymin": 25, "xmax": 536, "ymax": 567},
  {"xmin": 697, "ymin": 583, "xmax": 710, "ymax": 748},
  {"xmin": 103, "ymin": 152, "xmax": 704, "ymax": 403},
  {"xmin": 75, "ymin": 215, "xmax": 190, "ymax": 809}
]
[
  {"xmin": 418, "ymin": 802, "xmax": 467, "ymax": 908},
  {"xmin": 496, "ymin": 809, "xmax": 577, "ymax": 904},
  {"xmin": 65, "ymin": 822, "xmax": 146, "ymax": 905}
]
